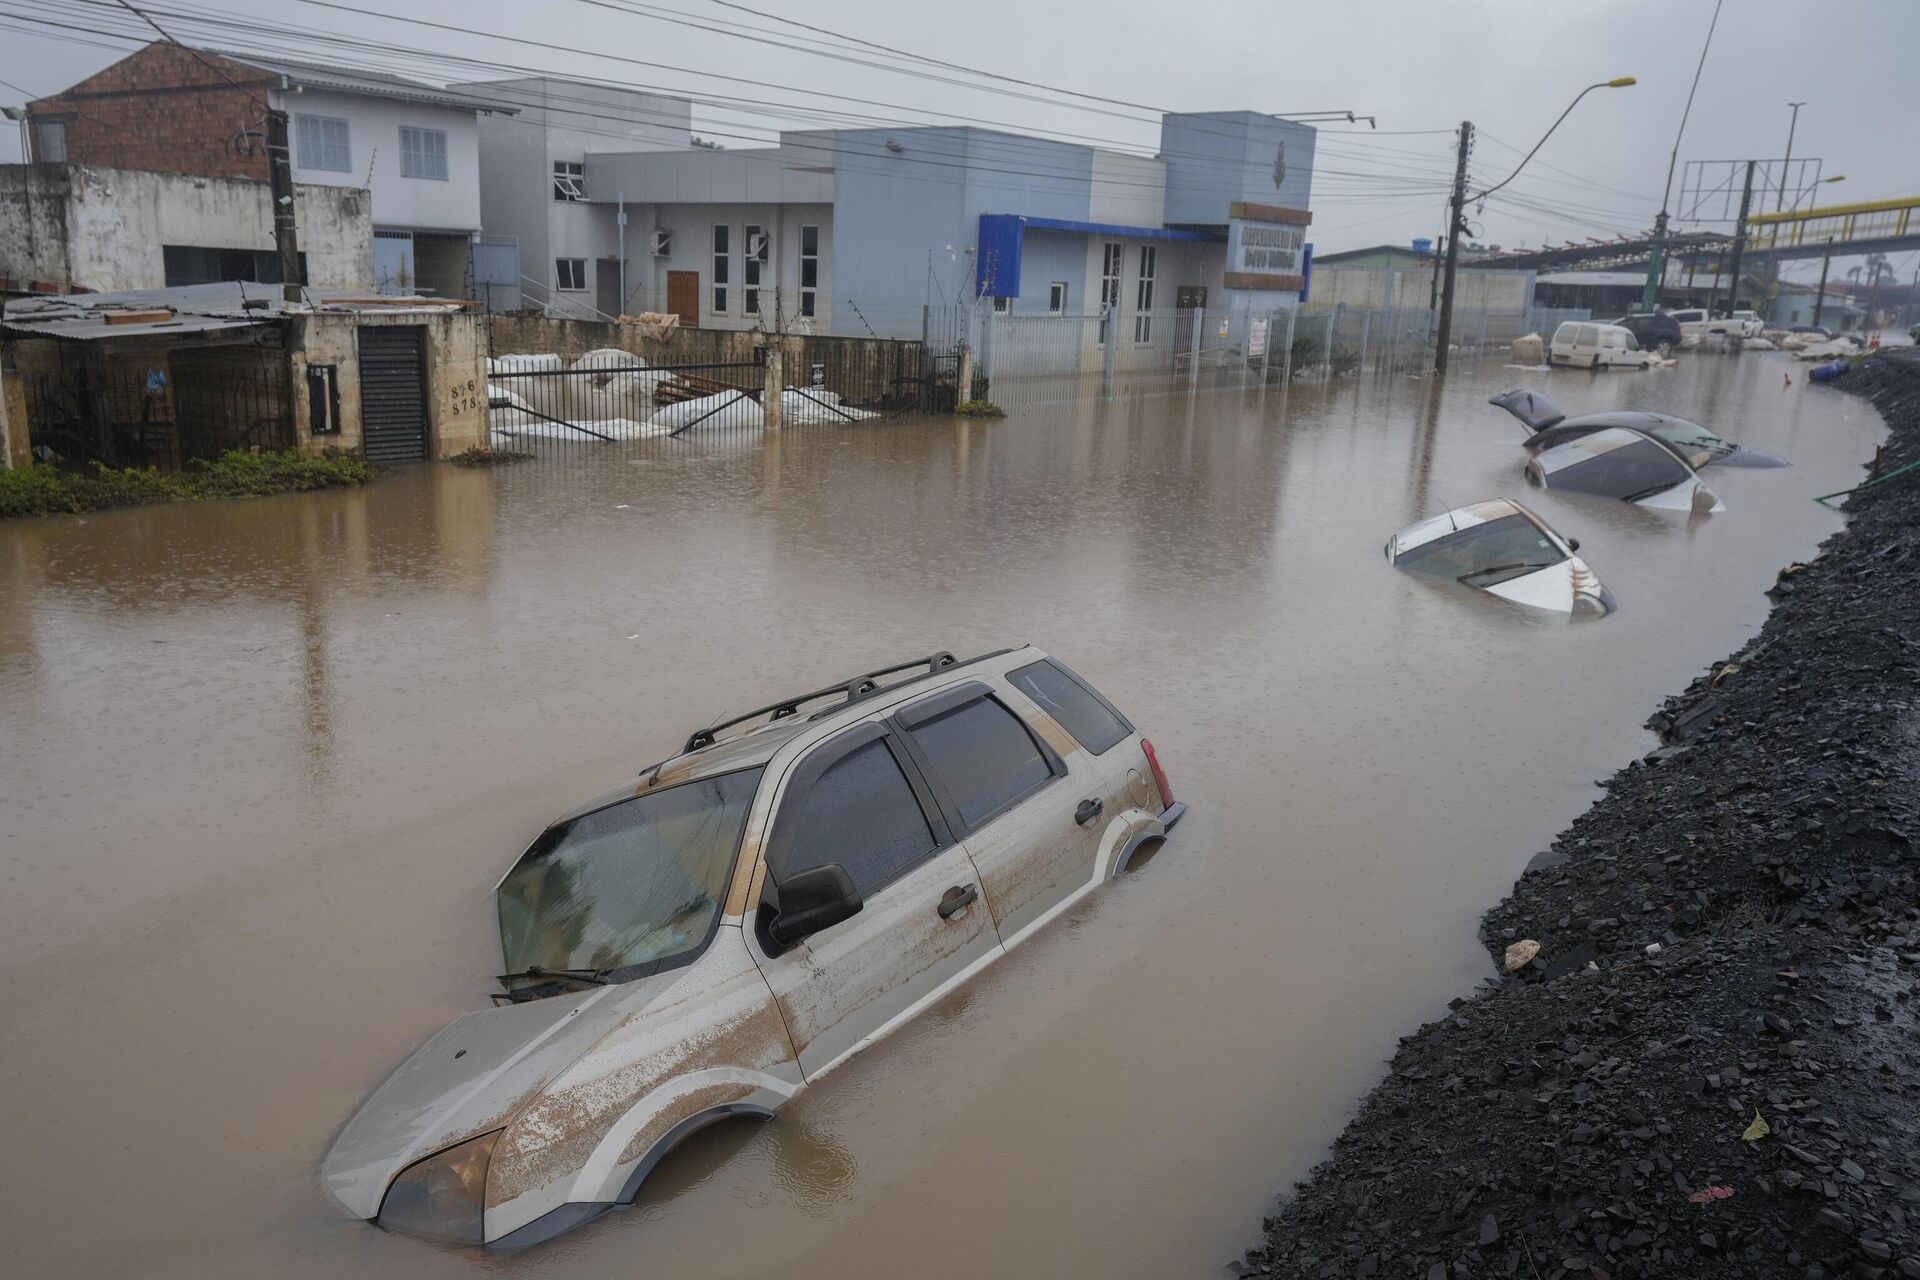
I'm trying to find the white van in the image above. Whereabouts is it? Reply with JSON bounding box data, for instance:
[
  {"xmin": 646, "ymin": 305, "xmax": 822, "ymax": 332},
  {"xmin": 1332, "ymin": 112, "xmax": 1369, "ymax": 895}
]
[{"xmin": 1550, "ymin": 322, "xmax": 1654, "ymax": 370}]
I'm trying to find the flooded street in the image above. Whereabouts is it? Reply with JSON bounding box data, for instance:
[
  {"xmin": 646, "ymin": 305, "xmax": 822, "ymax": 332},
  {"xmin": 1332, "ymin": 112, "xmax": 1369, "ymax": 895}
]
[{"xmin": 0, "ymin": 352, "xmax": 1886, "ymax": 1278}]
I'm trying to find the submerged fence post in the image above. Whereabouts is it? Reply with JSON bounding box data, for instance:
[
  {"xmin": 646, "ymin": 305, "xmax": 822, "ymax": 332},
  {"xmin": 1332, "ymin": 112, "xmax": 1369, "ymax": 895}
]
[
  {"xmin": 1323, "ymin": 311, "xmax": 1336, "ymax": 382},
  {"xmin": 1188, "ymin": 308, "xmax": 1203, "ymax": 392},
  {"xmin": 1477, "ymin": 309, "xmax": 1489, "ymax": 357},
  {"xmin": 762, "ymin": 343, "xmax": 784, "ymax": 429},
  {"xmin": 1359, "ymin": 309, "xmax": 1372, "ymax": 376},
  {"xmin": 1101, "ymin": 304, "xmax": 1118, "ymax": 396}
]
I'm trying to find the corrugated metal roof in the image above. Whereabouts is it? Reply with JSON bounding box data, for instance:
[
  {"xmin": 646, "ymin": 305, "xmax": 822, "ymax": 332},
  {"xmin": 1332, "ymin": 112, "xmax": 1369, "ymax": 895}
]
[
  {"xmin": 1, "ymin": 282, "xmax": 464, "ymax": 342},
  {"xmin": 206, "ymin": 50, "xmax": 517, "ymax": 114}
]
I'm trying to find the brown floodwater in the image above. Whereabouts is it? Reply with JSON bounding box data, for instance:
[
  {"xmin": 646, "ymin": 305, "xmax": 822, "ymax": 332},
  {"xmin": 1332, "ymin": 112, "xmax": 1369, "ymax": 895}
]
[{"xmin": 0, "ymin": 352, "xmax": 1886, "ymax": 1278}]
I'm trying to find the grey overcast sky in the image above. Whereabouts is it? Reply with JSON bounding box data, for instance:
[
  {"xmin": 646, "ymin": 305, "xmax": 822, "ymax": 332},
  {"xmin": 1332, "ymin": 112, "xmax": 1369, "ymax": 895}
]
[{"xmin": 4, "ymin": 0, "xmax": 1916, "ymax": 276}]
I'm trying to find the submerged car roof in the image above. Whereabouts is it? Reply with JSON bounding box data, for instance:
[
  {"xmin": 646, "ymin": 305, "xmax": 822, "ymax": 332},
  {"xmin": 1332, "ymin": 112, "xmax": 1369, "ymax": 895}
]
[{"xmin": 543, "ymin": 648, "xmax": 1034, "ymax": 827}]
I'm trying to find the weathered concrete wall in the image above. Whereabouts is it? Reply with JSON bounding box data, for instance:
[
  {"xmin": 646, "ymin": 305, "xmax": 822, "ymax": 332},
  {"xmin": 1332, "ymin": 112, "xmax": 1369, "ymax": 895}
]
[
  {"xmin": 1309, "ymin": 265, "xmax": 1534, "ymax": 315},
  {"xmin": 0, "ymin": 164, "xmax": 373, "ymax": 293},
  {"xmin": 292, "ymin": 309, "xmax": 487, "ymax": 460},
  {"xmin": 487, "ymin": 312, "xmax": 766, "ymax": 364},
  {"xmin": 0, "ymin": 361, "xmax": 30, "ymax": 468}
]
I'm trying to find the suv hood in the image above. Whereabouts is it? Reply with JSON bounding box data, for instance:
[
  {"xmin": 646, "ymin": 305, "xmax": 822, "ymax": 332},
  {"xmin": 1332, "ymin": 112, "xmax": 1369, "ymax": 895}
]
[{"xmin": 322, "ymin": 970, "xmax": 689, "ymax": 1219}]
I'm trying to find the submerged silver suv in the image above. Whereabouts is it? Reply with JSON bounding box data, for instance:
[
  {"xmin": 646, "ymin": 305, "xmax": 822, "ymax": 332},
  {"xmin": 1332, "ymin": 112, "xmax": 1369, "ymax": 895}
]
[{"xmin": 322, "ymin": 646, "xmax": 1184, "ymax": 1249}]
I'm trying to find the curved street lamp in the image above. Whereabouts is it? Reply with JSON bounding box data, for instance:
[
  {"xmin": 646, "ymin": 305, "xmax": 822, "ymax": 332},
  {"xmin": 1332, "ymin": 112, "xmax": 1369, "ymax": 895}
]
[
  {"xmin": 1473, "ymin": 78, "xmax": 1637, "ymax": 203},
  {"xmin": 1435, "ymin": 78, "xmax": 1634, "ymax": 374}
]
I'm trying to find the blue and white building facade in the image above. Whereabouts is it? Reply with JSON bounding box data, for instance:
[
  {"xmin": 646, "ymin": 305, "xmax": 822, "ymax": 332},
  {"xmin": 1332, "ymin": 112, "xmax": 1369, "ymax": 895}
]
[{"xmin": 476, "ymin": 106, "xmax": 1316, "ymax": 348}]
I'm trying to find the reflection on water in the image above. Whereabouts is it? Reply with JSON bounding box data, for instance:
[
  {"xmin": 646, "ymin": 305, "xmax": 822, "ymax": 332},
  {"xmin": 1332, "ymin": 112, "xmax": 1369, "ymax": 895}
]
[{"xmin": 0, "ymin": 354, "xmax": 1885, "ymax": 1279}]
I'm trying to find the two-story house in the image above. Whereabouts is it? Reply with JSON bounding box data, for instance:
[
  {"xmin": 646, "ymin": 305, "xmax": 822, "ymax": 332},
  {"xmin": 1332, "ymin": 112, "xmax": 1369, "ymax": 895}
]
[{"xmin": 24, "ymin": 41, "xmax": 511, "ymax": 298}]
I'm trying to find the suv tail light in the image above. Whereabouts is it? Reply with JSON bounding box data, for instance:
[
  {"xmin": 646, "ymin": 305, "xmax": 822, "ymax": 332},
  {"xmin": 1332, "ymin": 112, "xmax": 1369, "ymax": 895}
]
[{"xmin": 1140, "ymin": 738, "xmax": 1172, "ymax": 808}]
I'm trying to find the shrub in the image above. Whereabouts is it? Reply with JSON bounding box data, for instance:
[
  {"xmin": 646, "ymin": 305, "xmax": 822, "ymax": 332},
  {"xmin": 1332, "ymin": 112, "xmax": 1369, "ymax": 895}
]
[
  {"xmin": 952, "ymin": 400, "xmax": 1007, "ymax": 419},
  {"xmin": 0, "ymin": 448, "xmax": 376, "ymax": 519},
  {"xmin": 446, "ymin": 446, "xmax": 533, "ymax": 467}
]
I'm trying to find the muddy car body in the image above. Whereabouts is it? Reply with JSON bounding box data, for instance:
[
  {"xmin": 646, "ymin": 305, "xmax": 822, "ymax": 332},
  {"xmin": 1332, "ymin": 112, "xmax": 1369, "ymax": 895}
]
[
  {"xmin": 1489, "ymin": 389, "xmax": 1788, "ymax": 470},
  {"xmin": 1386, "ymin": 499, "xmax": 1614, "ymax": 616},
  {"xmin": 1523, "ymin": 425, "xmax": 1725, "ymax": 514},
  {"xmin": 322, "ymin": 647, "xmax": 1183, "ymax": 1249}
]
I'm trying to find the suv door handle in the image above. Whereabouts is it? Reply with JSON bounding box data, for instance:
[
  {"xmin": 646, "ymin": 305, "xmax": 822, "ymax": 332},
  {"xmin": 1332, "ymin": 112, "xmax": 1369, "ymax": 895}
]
[
  {"xmin": 1075, "ymin": 797, "xmax": 1104, "ymax": 826},
  {"xmin": 937, "ymin": 884, "xmax": 978, "ymax": 919}
]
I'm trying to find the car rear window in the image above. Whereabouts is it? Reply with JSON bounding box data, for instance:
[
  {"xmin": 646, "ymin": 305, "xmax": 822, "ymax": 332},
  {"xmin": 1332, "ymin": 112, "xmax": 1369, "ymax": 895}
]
[
  {"xmin": 1009, "ymin": 659, "xmax": 1130, "ymax": 755},
  {"xmin": 1552, "ymin": 437, "xmax": 1689, "ymax": 500},
  {"xmin": 903, "ymin": 695, "xmax": 1053, "ymax": 830}
]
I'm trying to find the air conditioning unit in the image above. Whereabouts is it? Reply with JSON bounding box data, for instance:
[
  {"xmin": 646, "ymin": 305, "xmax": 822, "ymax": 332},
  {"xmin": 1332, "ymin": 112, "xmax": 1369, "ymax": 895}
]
[
  {"xmin": 649, "ymin": 229, "xmax": 672, "ymax": 257},
  {"xmin": 747, "ymin": 232, "xmax": 768, "ymax": 260}
]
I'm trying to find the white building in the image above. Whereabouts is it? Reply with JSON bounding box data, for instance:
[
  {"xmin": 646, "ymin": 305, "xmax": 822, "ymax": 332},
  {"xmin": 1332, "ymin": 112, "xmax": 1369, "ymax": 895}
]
[{"xmin": 453, "ymin": 77, "xmax": 692, "ymax": 316}]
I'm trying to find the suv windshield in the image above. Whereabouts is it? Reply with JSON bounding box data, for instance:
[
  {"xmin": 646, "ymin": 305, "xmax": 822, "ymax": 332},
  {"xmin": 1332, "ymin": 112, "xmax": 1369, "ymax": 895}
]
[
  {"xmin": 1395, "ymin": 514, "xmax": 1566, "ymax": 586},
  {"xmin": 498, "ymin": 767, "xmax": 763, "ymax": 982}
]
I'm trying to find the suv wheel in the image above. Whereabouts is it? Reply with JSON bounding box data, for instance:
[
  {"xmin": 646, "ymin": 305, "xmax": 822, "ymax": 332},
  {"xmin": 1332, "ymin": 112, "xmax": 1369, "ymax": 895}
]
[{"xmin": 1655, "ymin": 339, "xmax": 1675, "ymax": 357}]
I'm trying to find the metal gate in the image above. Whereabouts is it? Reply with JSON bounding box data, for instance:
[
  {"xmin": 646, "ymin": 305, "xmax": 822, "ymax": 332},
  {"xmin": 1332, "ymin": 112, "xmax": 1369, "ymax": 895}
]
[{"xmin": 358, "ymin": 326, "xmax": 428, "ymax": 463}]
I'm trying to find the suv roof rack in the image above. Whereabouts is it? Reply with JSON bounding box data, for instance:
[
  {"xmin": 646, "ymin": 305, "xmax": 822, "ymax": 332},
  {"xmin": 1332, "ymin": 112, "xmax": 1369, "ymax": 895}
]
[{"xmin": 681, "ymin": 649, "xmax": 1010, "ymax": 756}]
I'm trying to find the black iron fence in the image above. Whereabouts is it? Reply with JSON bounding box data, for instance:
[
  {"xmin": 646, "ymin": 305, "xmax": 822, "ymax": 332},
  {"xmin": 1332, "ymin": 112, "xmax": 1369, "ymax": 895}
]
[
  {"xmin": 484, "ymin": 339, "xmax": 943, "ymax": 459},
  {"xmin": 21, "ymin": 356, "xmax": 290, "ymax": 471}
]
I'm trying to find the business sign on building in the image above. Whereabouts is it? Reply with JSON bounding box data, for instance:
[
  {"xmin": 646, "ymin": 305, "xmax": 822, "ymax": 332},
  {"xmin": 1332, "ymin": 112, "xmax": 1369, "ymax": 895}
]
[{"xmin": 1223, "ymin": 201, "xmax": 1311, "ymax": 294}]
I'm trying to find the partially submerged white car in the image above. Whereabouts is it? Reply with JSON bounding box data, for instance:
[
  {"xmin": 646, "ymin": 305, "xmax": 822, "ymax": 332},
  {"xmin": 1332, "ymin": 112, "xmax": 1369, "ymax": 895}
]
[
  {"xmin": 1387, "ymin": 499, "xmax": 1615, "ymax": 616},
  {"xmin": 1524, "ymin": 426, "xmax": 1726, "ymax": 514},
  {"xmin": 1489, "ymin": 389, "xmax": 1789, "ymax": 469},
  {"xmin": 323, "ymin": 647, "xmax": 1183, "ymax": 1250}
]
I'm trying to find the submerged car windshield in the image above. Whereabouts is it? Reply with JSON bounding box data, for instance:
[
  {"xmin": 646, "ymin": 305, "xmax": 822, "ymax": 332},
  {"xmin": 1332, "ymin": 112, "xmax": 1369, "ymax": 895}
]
[
  {"xmin": 1395, "ymin": 514, "xmax": 1566, "ymax": 586},
  {"xmin": 1547, "ymin": 437, "xmax": 1692, "ymax": 501},
  {"xmin": 498, "ymin": 767, "xmax": 763, "ymax": 982},
  {"xmin": 1647, "ymin": 419, "xmax": 1735, "ymax": 461}
]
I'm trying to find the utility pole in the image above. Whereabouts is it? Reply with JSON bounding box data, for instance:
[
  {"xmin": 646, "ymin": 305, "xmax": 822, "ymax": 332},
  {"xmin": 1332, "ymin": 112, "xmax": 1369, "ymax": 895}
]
[
  {"xmin": 1812, "ymin": 236, "xmax": 1833, "ymax": 329},
  {"xmin": 1719, "ymin": 160, "xmax": 1756, "ymax": 318},
  {"xmin": 1778, "ymin": 101, "xmax": 1805, "ymax": 212},
  {"xmin": 1433, "ymin": 119, "xmax": 1472, "ymax": 376},
  {"xmin": 265, "ymin": 108, "xmax": 303, "ymax": 304}
]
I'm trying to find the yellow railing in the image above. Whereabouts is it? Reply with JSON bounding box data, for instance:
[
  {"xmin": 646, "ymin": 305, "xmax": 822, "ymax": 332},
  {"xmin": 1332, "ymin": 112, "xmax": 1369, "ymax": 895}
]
[{"xmin": 1746, "ymin": 195, "xmax": 1918, "ymax": 251}]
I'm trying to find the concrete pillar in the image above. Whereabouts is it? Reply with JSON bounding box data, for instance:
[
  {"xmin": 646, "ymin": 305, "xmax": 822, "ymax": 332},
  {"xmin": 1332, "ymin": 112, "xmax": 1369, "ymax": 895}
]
[
  {"xmin": 955, "ymin": 343, "xmax": 974, "ymax": 407},
  {"xmin": 0, "ymin": 362, "xmax": 29, "ymax": 469},
  {"xmin": 762, "ymin": 345, "xmax": 783, "ymax": 429}
]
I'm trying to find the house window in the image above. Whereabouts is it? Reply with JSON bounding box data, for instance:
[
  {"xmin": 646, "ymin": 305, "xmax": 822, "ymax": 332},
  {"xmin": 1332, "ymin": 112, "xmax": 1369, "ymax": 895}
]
[
  {"xmin": 799, "ymin": 224, "xmax": 819, "ymax": 318},
  {"xmin": 399, "ymin": 127, "xmax": 447, "ymax": 180},
  {"xmin": 1134, "ymin": 245, "xmax": 1157, "ymax": 343},
  {"xmin": 295, "ymin": 114, "xmax": 351, "ymax": 172},
  {"xmin": 1100, "ymin": 242, "xmax": 1122, "ymax": 308},
  {"xmin": 743, "ymin": 223, "xmax": 763, "ymax": 315},
  {"xmin": 556, "ymin": 258, "xmax": 587, "ymax": 291},
  {"xmin": 35, "ymin": 120, "xmax": 67, "ymax": 163},
  {"xmin": 992, "ymin": 295, "xmax": 1011, "ymax": 314},
  {"xmin": 1048, "ymin": 282, "xmax": 1067, "ymax": 315},
  {"xmin": 553, "ymin": 160, "xmax": 585, "ymax": 202},
  {"xmin": 711, "ymin": 224, "xmax": 730, "ymax": 313}
]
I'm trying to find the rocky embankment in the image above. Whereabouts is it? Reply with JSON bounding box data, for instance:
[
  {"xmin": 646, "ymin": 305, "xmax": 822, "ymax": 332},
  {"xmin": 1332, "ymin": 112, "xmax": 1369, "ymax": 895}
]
[{"xmin": 1246, "ymin": 349, "xmax": 1920, "ymax": 1280}]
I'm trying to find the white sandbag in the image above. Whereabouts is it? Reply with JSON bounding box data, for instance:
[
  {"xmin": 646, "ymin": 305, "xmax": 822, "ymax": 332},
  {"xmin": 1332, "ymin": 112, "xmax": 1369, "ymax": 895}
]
[
  {"xmin": 646, "ymin": 389, "xmax": 764, "ymax": 431},
  {"xmin": 570, "ymin": 369, "xmax": 673, "ymax": 419},
  {"xmin": 488, "ymin": 382, "xmax": 531, "ymax": 412},
  {"xmin": 487, "ymin": 352, "xmax": 564, "ymax": 375},
  {"xmin": 572, "ymin": 348, "xmax": 649, "ymax": 374},
  {"xmin": 780, "ymin": 387, "xmax": 880, "ymax": 424},
  {"xmin": 1510, "ymin": 332, "xmax": 1544, "ymax": 364},
  {"xmin": 1743, "ymin": 337, "xmax": 1777, "ymax": 351}
]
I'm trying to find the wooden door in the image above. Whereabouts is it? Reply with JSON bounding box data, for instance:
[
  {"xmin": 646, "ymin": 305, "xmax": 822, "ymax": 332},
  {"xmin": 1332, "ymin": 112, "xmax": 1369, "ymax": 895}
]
[{"xmin": 667, "ymin": 271, "xmax": 699, "ymax": 327}]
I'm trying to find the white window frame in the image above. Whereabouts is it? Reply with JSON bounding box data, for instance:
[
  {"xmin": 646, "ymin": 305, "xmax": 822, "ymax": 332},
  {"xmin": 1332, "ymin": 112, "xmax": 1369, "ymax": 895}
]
[
  {"xmin": 295, "ymin": 114, "xmax": 351, "ymax": 172},
  {"xmin": 1100, "ymin": 242, "xmax": 1122, "ymax": 309},
  {"xmin": 799, "ymin": 224, "xmax": 819, "ymax": 318},
  {"xmin": 1134, "ymin": 245, "xmax": 1157, "ymax": 344},
  {"xmin": 555, "ymin": 257, "xmax": 587, "ymax": 292},
  {"xmin": 553, "ymin": 160, "xmax": 585, "ymax": 202},
  {"xmin": 35, "ymin": 120, "xmax": 68, "ymax": 163},
  {"xmin": 398, "ymin": 127, "xmax": 448, "ymax": 181},
  {"xmin": 1048, "ymin": 282, "xmax": 1067, "ymax": 315},
  {"xmin": 711, "ymin": 224, "xmax": 730, "ymax": 314},
  {"xmin": 743, "ymin": 222, "xmax": 764, "ymax": 315}
]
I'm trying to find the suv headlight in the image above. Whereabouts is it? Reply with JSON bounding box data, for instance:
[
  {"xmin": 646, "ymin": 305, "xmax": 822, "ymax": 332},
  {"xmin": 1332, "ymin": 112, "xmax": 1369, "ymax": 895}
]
[{"xmin": 377, "ymin": 1129, "xmax": 501, "ymax": 1244}]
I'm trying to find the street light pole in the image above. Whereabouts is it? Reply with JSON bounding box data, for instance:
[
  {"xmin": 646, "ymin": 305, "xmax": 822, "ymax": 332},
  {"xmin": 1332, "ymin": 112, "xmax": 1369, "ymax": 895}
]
[
  {"xmin": 1435, "ymin": 77, "xmax": 1634, "ymax": 375},
  {"xmin": 1778, "ymin": 101, "xmax": 1805, "ymax": 212},
  {"xmin": 1642, "ymin": 0, "xmax": 1725, "ymax": 312}
]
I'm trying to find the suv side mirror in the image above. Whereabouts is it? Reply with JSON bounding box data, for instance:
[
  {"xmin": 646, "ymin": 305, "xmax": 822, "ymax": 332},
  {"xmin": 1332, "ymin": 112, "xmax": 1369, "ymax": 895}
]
[
  {"xmin": 764, "ymin": 863, "xmax": 862, "ymax": 953},
  {"xmin": 1567, "ymin": 537, "xmax": 1581, "ymax": 552}
]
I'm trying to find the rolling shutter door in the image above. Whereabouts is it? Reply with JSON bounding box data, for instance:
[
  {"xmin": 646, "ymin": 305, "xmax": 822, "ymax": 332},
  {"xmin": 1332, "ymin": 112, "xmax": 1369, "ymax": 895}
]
[{"xmin": 358, "ymin": 326, "xmax": 428, "ymax": 462}]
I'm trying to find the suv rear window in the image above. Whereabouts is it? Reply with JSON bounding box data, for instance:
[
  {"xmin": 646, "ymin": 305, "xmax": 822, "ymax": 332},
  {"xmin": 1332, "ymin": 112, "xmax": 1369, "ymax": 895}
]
[
  {"xmin": 903, "ymin": 695, "xmax": 1053, "ymax": 830},
  {"xmin": 1009, "ymin": 659, "xmax": 1130, "ymax": 754}
]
